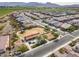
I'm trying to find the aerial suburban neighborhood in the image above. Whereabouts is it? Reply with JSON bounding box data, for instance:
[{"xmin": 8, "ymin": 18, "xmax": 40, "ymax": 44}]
[{"xmin": 0, "ymin": 2, "xmax": 79, "ymax": 57}]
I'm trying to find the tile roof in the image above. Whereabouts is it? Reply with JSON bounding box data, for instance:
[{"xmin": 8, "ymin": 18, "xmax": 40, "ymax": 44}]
[{"xmin": 0, "ymin": 35, "xmax": 9, "ymax": 50}]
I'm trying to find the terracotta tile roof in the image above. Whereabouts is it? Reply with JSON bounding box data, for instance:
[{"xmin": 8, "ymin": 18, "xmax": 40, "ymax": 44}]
[{"xmin": 0, "ymin": 35, "xmax": 9, "ymax": 50}]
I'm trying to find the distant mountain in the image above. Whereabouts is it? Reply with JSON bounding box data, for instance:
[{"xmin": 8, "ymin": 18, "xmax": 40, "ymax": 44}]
[
  {"xmin": 0, "ymin": 2, "xmax": 61, "ymax": 8},
  {"xmin": 25, "ymin": 2, "xmax": 60, "ymax": 7},
  {"xmin": 0, "ymin": 2, "xmax": 26, "ymax": 6},
  {"xmin": 63, "ymin": 4, "xmax": 79, "ymax": 8},
  {"xmin": 0, "ymin": 2, "xmax": 79, "ymax": 8}
]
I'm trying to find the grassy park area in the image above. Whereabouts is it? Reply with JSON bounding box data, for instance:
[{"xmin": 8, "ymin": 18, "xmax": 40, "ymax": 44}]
[
  {"xmin": 0, "ymin": 8, "xmax": 15, "ymax": 17},
  {"xmin": 0, "ymin": 7, "xmax": 79, "ymax": 17}
]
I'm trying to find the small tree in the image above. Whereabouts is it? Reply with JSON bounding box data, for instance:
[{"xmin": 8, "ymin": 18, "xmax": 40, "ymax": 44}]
[
  {"xmin": 12, "ymin": 33, "xmax": 19, "ymax": 42},
  {"xmin": 36, "ymin": 35, "xmax": 47, "ymax": 46},
  {"xmin": 36, "ymin": 39, "xmax": 46, "ymax": 46},
  {"xmin": 42, "ymin": 34, "xmax": 48, "ymax": 40},
  {"xmin": 44, "ymin": 25, "xmax": 50, "ymax": 32},
  {"xmin": 17, "ymin": 44, "xmax": 29, "ymax": 53},
  {"xmin": 69, "ymin": 41, "xmax": 76, "ymax": 47},
  {"xmin": 59, "ymin": 48, "xmax": 67, "ymax": 54},
  {"xmin": 0, "ymin": 25, "xmax": 5, "ymax": 31},
  {"xmin": 51, "ymin": 31, "xmax": 59, "ymax": 38},
  {"xmin": 10, "ymin": 33, "xmax": 19, "ymax": 48},
  {"xmin": 66, "ymin": 25, "xmax": 79, "ymax": 32}
]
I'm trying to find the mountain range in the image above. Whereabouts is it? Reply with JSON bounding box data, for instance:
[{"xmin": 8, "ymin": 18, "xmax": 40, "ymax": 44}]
[{"xmin": 0, "ymin": 2, "xmax": 79, "ymax": 8}]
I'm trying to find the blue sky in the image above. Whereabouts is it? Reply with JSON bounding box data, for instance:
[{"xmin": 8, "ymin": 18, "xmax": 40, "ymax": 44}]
[{"xmin": 0, "ymin": 0, "xmax": 79, "ymax": 5}]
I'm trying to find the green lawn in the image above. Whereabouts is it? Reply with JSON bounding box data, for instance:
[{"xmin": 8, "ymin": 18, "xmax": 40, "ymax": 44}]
[
  {"xmin": 0, "ymin": 7, "xmax": 79, "ymax": 17},
  {"xmin": 0, "ymin": 8, "xmax": 15, "ymax": 17},
  {"xmin": 0, "ymin": 7, "xmax": 24, "ymax": 17}
]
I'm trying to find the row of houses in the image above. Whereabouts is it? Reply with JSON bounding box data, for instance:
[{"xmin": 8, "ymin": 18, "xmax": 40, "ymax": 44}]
[
  {"xmin": 30, "ymin": 12, "xmax": 51, "ymax": 19},
  {"xmin": 54, "ymin": 45, "xmax": 79, "ymax": 57},
  {"xmin": 53, "ymin": 14, "xmax": 79, "ymax": 22},
  {"xmin": 12, "ymin": 12, "xmax": 40, "ymax": 29},
  {"xmin": 24, "ymin": 12, "xmax": 40, "ymax": 20},
  {"xmin": 38, "ymin": 11, "xmax": 79, "ymax": 17},
  {"xmin": 44, "ymin": 19, "xmax": 71, "ymax": 29},
  {"xmin": 38, "ymin": 11, "xmax": 66, "ymax": 16},
  {"xmin": 67, "ymin": 19, "xmax": 79, "ymax": 26}
]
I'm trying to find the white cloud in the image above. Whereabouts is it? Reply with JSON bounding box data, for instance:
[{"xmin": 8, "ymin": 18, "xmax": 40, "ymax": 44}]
[
  {"xmin": 0, "ymin": 0, "xmax": 78, "ymax": 2},
  {"xmin": 0, "ymin": 0, "xmax": 79, "ymax": 5}
]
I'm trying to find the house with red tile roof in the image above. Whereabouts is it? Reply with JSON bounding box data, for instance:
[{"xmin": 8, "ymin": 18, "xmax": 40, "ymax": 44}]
[{"xmin": 0, "ymin": 35, "xmax": 9, "ymax": 52}]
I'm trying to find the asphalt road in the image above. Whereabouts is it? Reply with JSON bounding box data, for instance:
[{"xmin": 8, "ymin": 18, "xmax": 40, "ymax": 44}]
[{"xmin": 19, "ymin": 34, "xmax": 74, "ymax": 57}]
